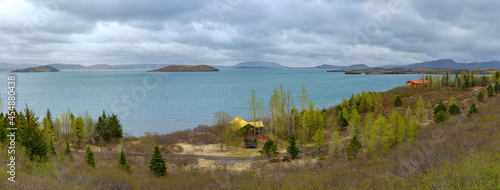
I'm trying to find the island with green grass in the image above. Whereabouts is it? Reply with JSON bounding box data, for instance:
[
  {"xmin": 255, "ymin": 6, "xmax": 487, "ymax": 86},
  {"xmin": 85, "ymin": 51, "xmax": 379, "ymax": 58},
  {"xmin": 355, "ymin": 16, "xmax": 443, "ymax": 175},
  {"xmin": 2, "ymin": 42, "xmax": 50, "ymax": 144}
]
[
  {"xmin": 147, "ymin": 65, "xmax": 219, "ymax": 72},
  {"xmin": 11, "ymin": 65, "xmax": 60, "ymax": 72}
]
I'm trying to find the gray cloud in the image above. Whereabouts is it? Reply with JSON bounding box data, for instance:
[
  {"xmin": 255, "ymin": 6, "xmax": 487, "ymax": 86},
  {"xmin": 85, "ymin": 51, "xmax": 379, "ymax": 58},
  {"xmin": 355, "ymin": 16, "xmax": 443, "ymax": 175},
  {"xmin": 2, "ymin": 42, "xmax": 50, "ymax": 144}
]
[{"xmin": 1, "ymin": 0, "xmax": 499, "ymax": 66}]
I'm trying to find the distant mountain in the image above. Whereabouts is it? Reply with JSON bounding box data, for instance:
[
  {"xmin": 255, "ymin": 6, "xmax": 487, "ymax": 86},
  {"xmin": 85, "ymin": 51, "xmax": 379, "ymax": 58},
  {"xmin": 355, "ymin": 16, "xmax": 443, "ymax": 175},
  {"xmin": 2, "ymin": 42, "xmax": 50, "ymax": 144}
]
[
  {"xmin": 11, "ymin": 65, "xmax": 59, "ymax": 73},
  {"xmin": 48, "ymin": 63, "xmax": 132, "ymax": 70},
  {"xmin": 0, "ymin": 62, "xmax": 39, "ymax": 71},
  {"xmin": 148, "ymin": 65, "xmax": 219, "ymax": 72},
  {"xmin": 405, "ymin": 59, "xmax": 500, "ymax": 70},
  {"xmin": 116, "ymin": 64, "xmax": 170, "ymax": 69},
  {"xmin": 233, "ymin": 61, "xmax": 284, "ymax": 68},
  {"xmin": 313, "ymin": 64, "xmax": 369, "ymax": 70},
  {"xmin": 88, "ymin": 64, "xmax": 132, "ymax": 70},
  {"xmin": 48, "ymin": 63, "xmax": 88, "ymax": 70}
]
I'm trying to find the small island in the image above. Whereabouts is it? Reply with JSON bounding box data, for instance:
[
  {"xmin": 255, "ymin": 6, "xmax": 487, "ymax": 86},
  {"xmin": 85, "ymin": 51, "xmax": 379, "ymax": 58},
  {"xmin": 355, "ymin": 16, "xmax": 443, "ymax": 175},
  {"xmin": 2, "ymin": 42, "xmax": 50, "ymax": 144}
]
[
  {"xmin": 147, "ymin": 65, "xmax": 219, "ymax": 72},
  {"xmin": 11, "ymin": 65, "xmax": 60, "ymax": 73}
]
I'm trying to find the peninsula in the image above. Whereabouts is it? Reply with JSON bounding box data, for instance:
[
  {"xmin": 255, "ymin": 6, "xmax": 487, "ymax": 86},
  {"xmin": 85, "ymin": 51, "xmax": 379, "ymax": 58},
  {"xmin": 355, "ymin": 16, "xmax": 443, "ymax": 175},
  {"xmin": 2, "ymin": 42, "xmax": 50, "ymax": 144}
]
[{"xmin": 147, "ymin": 65, "xmax": 219, "ymax": 72}]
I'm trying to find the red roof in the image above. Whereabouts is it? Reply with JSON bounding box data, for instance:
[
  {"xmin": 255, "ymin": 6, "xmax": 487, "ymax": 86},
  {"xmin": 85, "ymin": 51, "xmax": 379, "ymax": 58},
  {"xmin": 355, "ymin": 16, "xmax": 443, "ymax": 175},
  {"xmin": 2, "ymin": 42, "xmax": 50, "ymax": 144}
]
[{"xmin": 407, "ymin": 80, "xmax": 430, "ymax": 84}]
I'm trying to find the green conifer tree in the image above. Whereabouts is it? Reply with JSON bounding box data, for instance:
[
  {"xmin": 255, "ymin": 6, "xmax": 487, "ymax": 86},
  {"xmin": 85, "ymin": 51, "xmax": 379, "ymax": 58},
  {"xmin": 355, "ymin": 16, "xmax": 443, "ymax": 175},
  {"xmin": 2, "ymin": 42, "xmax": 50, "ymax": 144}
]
[
  {"xmin": 415, "ymin": 96, "xmax": 427, "ymax": 122},
  {"xmin": 349, "ymin": 109, "xmax": 361, "ymax": 136},
  {"xmin": 346, "ymin": 135, "xmax": 362, "ymax": 160},
  {"xmin": 286, "ymin": 136, "xmax": 300, "ymax": 159},
  {"xmin": 330, "ymin": 131, "xmax": 343, "ymax": 157},
  {"xmin": 85, "ymin": 146, "xmax": 96, "ymax": 167},
  {"xmin": 312, "ymin": 127, "xmax": 327, "ymax": 152},
  {"xmin": 49, "ymin": 139, "xmax": 57, "ymax": 155},
  {"xmin": 481, "ymin": 75, "xmax": 488, "ymax": 86},
  {"xmin": 487, "ymin": 84, "xmax": 495, "ymax": 97},
  {"xmin": 118, "ymin": 149, "xmax": 132, "ymax": 173},
  {"xmin": 433, "ymin": 101, "xmax": 447, "ymax": 116},
  {"xmin": 434, "ymin": 111, "xmax": 447, "ymax": 123},
  {"xmin": 448, "ymin": 103, "xmax": 461, "ymax": 115},
  {"xmin": 64, "ymin": 142, "xmax": 73, "ymax": 160},
  {"xmin": 18, "ymin": 107, "xmax": 48, "ymax": 161},
  {"xmin": 149, "ymin": 145, "xmax": 167, "ymax": 176},
  {"xmin": 477, "ymin": 91, "xmax": 484, "ymax": 101},
  {"xmin": 467, "ymin": 104, "xmax": 479, "ymax": 117},
  {"xmin": 259, "ymin": 139, "xmax": 278, "ymax": 161},
  {"xmin": 394, "ymin": 96, "xmax": 402, "ymax": 107}
]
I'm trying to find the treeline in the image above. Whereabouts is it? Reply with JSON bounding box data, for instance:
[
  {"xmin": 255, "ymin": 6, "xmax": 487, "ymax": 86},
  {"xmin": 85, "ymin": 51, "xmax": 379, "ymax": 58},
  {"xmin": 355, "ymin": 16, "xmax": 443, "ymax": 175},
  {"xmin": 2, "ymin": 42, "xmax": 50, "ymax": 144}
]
[
  {"xmin": 424, "ymin": 70, "xmax": 499, "ymax": 89},
  {"xmin": 0, "ymin": 106, "xmax": 124, "ymax": 161}
]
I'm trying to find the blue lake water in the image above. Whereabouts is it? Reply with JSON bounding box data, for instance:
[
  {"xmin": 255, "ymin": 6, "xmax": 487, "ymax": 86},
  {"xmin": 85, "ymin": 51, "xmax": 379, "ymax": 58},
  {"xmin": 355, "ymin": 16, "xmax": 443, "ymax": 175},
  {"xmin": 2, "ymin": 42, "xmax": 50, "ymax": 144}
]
[{"xmin": 0, "ymin": 69, "xmax": 417, "ymax": 136}]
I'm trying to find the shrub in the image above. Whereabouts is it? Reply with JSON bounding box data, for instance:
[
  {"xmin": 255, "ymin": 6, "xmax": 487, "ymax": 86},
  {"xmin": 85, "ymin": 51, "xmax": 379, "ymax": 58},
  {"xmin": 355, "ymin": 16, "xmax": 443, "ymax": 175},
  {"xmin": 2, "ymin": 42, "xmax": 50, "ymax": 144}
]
[
  {"xmin": 286, "ymin": 136, "xmax": 300, "ymax": 159},
  {"xmin": 85, "ymin": 146, "xmax": 96, "ymax": 168},
  {"xmin": 394, "ymin": 96, "xmax": 402, "ymax": 107},
  {"xmin": 49, "ymin": 139, "xmax": 57, "ymax": 155},
  {"xmin": 477, "ymin": 91, "xmax": 484, "ymax": 101},
  {"xmin": 434, "ymin": 111, "xmax": 447, "ymax": 123},
  {"xmin": 495, "ymin": 81, "xmax": 500, "ymax": 93},
  {"xmin": 467, "ymin": 104, "xmax": 478, "ymax": 117},
  {"xmin": 448, "ymin": 103, "xmax": 461, "ymax": 115},
  {"xmin": 64, "ymin": 142, "xmax": 73, "ymax": 160},
  {"xmin": 149, "ymin": 145, "xmax": 167, "ymax": 176}
]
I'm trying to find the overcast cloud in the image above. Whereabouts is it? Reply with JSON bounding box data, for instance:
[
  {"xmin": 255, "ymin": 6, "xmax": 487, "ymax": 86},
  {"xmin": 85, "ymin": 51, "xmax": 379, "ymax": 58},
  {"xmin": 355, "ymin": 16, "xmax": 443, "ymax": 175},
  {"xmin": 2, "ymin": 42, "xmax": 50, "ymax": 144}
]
[{"xmin": 0, "ymin": 0, "xmax": 499, "ymax": 67}]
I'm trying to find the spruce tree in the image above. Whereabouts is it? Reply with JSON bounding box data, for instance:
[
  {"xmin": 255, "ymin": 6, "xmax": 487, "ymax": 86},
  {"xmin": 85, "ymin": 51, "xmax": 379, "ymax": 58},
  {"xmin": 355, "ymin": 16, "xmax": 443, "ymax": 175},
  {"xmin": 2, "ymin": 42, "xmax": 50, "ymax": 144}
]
[
  {"xmin": 85, "ymin": 146, "xmax": 96, "ymax": 167},
  {"xmin": 149, "ymin": 145, "xmax": 167, "ymax": 176},
  {"xmin": 346, "ymin": 135, "xmax": 362, "ymax": 159},
  {"xmin": 286, "ymin": 136, "xmax": 300, "ymax": 159},
  {"xmin": 477, "ymin": 91, "xmax": 484, "ymax": 101},
  {"xmin": 448, "ymin": 103, "xmax": 461, "ymax": 115},
  {"xmin": 394, "ymin": 96, "xmax": 402, "ymax": 107},
  {"xmin": 336, "ymin": 114, "xmax": 348, "ymax": 131},
  {"xmin": 487, "ymin": 84, "xmax": 495, "ymax": 97},
  {"xmin": 471, "ymin": 74, "xmax": 475, "ymax": 87},
  {"xmin": 118, "ymin": 150, "xmax": 132, "ymax": 173},
  {"xmin": 108, "ymin": 114, "xmax": 123, "ymax": 140},
  {"xmin": 434, "ymin": 111, "xmax": 447, "ymax": 123},
  {"xmin": 49, "ymin": 139, "xmax": 57, "ymax": 155},
  {"xmin": 481, "ymin": 75, "xmax": 488, "ymax": 86},
  {"xmin": 18, "ymin": 107, "xmax": 48, "ymax": 161},
  {"xmin": 259, "ymin": 139, "xmax": 279, "ymax": 161},
  {"xmin": 64, "ymin": 142, "xmax": 73, "ymax": 160},
  {"xmin": 433, "ymin": 101, "xmax": 447, "ymax": 116},
  {"xmin": 495, "ymin": 81, "xmax": 500, "ymax": 94},
  {"xmin": 467, "ymin": 104, "xmax": 478, "ymax": 117}
]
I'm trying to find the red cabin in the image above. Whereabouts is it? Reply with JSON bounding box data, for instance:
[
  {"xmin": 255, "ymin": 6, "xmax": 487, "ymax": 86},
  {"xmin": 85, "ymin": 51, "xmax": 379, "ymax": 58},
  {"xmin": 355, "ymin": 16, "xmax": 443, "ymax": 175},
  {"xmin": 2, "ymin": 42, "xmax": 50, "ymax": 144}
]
[{"xmin": 406, "ymin": 79, "xmax": 431, "ymax": 87}]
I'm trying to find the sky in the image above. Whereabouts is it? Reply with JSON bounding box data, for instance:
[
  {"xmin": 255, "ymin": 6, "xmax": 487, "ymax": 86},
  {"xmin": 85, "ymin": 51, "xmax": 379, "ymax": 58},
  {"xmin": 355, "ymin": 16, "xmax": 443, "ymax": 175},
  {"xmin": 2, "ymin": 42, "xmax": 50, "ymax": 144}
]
[{"xmin": 0, "ymin": 0, "xmax": 499, "ymax": 67}]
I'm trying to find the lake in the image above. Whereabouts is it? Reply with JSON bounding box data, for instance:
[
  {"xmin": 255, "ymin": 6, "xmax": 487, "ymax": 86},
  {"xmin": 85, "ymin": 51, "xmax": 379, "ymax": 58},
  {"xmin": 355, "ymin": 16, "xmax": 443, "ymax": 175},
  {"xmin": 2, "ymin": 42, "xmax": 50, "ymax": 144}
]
[{"xmin": 0, "ymin": 68, "xmax": 417, "ymax": 136}]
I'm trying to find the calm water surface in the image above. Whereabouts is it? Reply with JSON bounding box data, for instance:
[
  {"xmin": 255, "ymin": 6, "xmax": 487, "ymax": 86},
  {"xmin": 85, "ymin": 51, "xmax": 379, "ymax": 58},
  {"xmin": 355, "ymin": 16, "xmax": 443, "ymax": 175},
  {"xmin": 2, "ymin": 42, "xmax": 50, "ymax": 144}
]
[{"xmin": 0, "ymin": 68, "xmax": 417, "ymax": 136}]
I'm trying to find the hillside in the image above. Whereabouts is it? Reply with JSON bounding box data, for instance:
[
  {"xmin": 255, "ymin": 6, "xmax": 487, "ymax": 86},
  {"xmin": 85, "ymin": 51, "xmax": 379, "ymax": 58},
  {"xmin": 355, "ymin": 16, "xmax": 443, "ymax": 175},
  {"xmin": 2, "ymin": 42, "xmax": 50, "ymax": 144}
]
[
  {"xmin": 11, "ymin": 65, "xmax": 60, "ymax": 72},
  {"xmin": 406, "ymin": 59, "xmax": 500, "ymax": 70},
  {"xmin": 147, "ymin": 65, "xmax": 219, "ymax": 72},
  {"xmin": 233, "ymin": 61, "xmax": 284, "ymax": 68}
]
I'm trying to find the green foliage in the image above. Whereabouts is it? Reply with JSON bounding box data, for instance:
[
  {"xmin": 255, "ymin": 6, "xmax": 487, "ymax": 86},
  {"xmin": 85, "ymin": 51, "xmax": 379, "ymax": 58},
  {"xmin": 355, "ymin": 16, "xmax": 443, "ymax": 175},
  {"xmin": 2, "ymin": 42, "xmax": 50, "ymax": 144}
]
[
  {"xmin": 312, "ymin": 127, "xmax": 327, "ymax": 151},
  {"xmin": 247, "ymin": 89, "xmax": 263, "ymax": 133},
  {"xmin": 336, "ymin": 114, "xmax": 348, "ymax": 131},
  {"xmin": 433, "ymin": 101, "xmax": 447, "ymax": 116},
  {"xmin": 394, "ymin": 96, "xmax": 402, "ymax": 107},
  {"xmin": 367, "ymin": 114, "xmax": 394, "ymax": 154},
  {"xmin": 118, "ymin": 150, "xmax": 132, "ymax": 173},
  {"xmin": 286, "ymin": 136, "xmax": 300, "ymax": 159},
  {"xmin": 495, "ymin": 81, "xmax": 500, "ymax": 93},
  {"xmin": 346, "ymin": 135, "xmax": 361, "ymax": 159},
  {"xmin": 487, "ymin": 84, "xmax": 495, "ymax": 97},
  {"xmin": 467, "ymin": 104, "xmax": 478, "ymax": 117},
  {"xmin": 496, "ymin": 71, "xmax": 500, "ymax": 81},
  {"xmin": 481, "ymin": 75, "xmax": 488, "ymax": 86},
  {"xmin": 407, "ymin": 117, "xmax": 419, "ymax": 142},
  {"xmin": 330, "ymin": 131, "xmax": 343, "ymax": 157},
  {"xmin": 17, "ymin": 107, "xmax": 48, "ymax": 161},
  {"xmin": 149, "ymin": 145, "xmax": 167, "ymax": 176},
  {"xmin": 415, "ymin": 95, "xmax": 427, "ymax": 122},
  {"xmin": 42, "ymin": 117, "xmax": 54, "ymax": 141},
  {"xmin": 448, "ymin": 103, "xmax": 461, "ymax": 115},
  {"xmin": 434, "ymin": 111, "xmax": 447, "ymax": 123},
  {"xmin": 95, "ymin": 111, "xmax": 123, "ymax": 143},
  {"xmin": 477, "ymin": 91, "xmax": 484, "ymax": 101},
  {"xmin": 448, "ymin": 97, "xmax": 456, "ymax": 107},
  {"xmin": 49, "ymin": 139, "xmax": 56, "ymax": 155},
  {"xmin": 259, "ymin": 139, "xmax": 278, "ymax": 160},
  {"xmin": 85, "ymin": 146, "xmax": 96, "ymax": 168},
  {"xmin": 0, "ymin": 114, "xmax": 7, "ymax": 143},
  {"xmin": 64, "ymin": 142, "xmax": 72, "ymax": 158},
  {"xmin": 71, "ymin": 116, "xmax": 86, "ymax": 147},
  {"xmin": 349, "ymin": 109, "xmax": 361, "ymax": 136}
]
